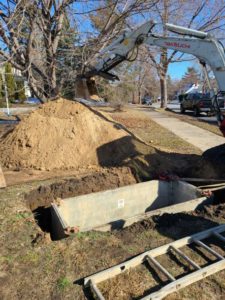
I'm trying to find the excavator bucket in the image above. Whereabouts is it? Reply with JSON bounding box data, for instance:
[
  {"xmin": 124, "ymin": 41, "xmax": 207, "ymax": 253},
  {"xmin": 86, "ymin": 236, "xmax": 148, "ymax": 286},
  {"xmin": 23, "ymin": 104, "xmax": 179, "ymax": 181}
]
[
  {"xmin": 74, "ymin": 77, "xmax": 100, "ymax": 101},
  {"xmin": 75, "ymin": 77, "xmax": 90, "ymax": 99}
]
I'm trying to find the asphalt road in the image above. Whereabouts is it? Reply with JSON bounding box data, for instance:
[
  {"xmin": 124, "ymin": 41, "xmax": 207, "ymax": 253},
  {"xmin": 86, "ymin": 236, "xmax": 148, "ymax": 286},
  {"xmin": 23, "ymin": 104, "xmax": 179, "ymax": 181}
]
[
  {"xmin": 0, "ymin": 107, "xmax": 36, "ymax": 114},
  {"xmin": 162, "ymin": 100, "xmax": 219, "ymax": 126},
  {"xmin": 0, "ymin": 106, "xmax": 37, "ymax": 125}
]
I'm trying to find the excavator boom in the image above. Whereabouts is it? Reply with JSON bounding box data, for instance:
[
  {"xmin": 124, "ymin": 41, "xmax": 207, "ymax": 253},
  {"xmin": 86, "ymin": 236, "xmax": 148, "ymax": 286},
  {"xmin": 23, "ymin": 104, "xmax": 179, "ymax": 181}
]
[{"xmin": 83, "ymin": 21, "xmax": 225, "ymax": 134}]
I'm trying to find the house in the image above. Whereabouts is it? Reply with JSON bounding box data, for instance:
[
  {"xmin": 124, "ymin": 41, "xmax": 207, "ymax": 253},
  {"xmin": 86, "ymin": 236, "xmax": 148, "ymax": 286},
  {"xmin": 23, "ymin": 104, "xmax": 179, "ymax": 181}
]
[{"xmin": 0, "ymin": 58, "xmax": 31, "ymax": 98}]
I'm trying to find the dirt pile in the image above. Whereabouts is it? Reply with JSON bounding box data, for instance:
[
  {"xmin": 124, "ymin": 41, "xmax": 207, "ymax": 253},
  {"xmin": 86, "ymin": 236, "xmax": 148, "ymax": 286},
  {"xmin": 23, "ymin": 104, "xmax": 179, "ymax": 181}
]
[{"xmin": 0, "ymin": 99, "xmax": 135, "ymax": 170}]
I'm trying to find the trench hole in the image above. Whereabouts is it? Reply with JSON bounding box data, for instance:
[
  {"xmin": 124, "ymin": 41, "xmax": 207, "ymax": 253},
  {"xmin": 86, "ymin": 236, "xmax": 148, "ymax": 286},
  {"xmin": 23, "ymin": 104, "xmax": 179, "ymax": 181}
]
[
  {"xmin": 31, "ymin": 204, "xmax": 56, "ymax": 241},
  {"xmin": 33, "ymin": 206, "xmax": 52, "ymax": 235},
  {"xmin": 25, "ymin": 169, "xmax": 137, "ymax": 242},
  {"xmin": 26, "ymin": 176, "xmax": 225, "ymax": 242},
  {"xmin": 32, "ymin": 205, "xmax": 63, "ymax": 241}
]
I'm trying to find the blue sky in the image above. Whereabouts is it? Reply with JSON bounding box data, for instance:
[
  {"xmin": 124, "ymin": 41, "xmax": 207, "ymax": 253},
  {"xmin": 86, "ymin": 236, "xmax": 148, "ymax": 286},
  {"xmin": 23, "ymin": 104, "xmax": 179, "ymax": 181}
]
[{"xmin": 168, "ymin": 61, "xmax": 192, "ymax": 80}]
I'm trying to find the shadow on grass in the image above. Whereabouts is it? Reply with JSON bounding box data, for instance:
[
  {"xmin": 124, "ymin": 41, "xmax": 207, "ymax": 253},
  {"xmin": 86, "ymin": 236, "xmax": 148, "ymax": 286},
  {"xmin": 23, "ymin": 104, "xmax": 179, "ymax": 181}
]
[{"xmin": 97, "ymin": 136, "xmax": 223, "ymax": 180}]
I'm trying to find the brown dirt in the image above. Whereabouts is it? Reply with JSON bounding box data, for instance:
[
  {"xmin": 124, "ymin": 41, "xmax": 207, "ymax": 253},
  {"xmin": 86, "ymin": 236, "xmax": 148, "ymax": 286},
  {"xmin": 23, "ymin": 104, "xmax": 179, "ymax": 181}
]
[
  {"xmin": 1, "ymin": 103, "xmax": 224, "ymax": 186},
  {"xmin": 0, "ymin": 123, "xmax": 15, "ymax": 140},
  {"xmin": 25, "ymin": 167, "xmax": 136, "ymax": 211},
  {"xmin": 0, "ymin": 98, "xmax": 135, "ymax": 171}
]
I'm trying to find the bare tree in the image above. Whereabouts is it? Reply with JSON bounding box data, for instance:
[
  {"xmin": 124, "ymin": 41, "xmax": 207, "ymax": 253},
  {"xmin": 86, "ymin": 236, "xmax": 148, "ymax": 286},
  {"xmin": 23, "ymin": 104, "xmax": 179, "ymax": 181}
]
[
  {"xmin": 0, "ymin": 0, "xmax": 159, "ymax": 101},
  {"xmin": 0, "ymin": 0, "xmax": 75, "ymax": 102},
  {"xmin": 128, "ymin": 48, "xmax": 158, "ymax": 104}
]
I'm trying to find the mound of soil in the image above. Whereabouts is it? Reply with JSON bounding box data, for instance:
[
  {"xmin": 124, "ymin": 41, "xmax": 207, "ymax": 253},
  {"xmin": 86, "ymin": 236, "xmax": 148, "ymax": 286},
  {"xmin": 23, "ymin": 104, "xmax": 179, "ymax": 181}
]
[{"xmin": 0, "ymin": 99, "xmax": 135, "ymax": 171}]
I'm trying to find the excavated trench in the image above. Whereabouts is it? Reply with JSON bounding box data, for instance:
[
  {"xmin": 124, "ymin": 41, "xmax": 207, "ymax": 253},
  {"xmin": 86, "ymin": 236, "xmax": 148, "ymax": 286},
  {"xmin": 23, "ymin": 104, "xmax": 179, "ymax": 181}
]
[
  {"xmin": 25, "ymin": 170, "xmax": 225, "ymax": 241},
  {"xmin": 25, "ymin": 168, "xmax": 137, "ymax": 240}
]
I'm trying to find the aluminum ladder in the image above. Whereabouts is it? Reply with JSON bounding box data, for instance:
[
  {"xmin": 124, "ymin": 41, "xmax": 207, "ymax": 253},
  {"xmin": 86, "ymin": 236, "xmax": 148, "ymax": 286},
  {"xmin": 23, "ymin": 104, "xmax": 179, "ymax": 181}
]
[{"xmin": 84, "ymin": 225, "xmax": 225, "ymax": 300}]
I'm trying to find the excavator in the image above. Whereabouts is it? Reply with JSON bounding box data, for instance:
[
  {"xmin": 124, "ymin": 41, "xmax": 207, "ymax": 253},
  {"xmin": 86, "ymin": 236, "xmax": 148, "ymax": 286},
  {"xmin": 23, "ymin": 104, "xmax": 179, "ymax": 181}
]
[{"xmin": 81, "ymin": 21, "xmax": 225, "ymax": 137}]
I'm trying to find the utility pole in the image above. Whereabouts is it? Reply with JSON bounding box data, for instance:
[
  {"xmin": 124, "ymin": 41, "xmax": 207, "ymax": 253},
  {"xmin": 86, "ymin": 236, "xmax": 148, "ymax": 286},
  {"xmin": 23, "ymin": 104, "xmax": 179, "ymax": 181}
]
[{"xmin": 1, "ymin": 72, "xmax": 10, "ymax": 116}]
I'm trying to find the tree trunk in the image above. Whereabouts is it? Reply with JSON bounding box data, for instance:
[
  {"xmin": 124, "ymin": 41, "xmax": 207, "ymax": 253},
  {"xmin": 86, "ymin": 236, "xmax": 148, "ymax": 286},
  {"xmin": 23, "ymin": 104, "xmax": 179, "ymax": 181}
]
[
  {"xmin": 138, "ymin": 88, "xmax": 141, "ymax": 104},
  {"xmin": 132, "ymin": 91, "xmax": 135, "ymax": 104},
  {"xmin": 49, "ymin": 63, "xmax": 59, "ymax": 99},
  {"xmin": 160, "ymin": 74, "xmax": 167, "ymax": 108}
]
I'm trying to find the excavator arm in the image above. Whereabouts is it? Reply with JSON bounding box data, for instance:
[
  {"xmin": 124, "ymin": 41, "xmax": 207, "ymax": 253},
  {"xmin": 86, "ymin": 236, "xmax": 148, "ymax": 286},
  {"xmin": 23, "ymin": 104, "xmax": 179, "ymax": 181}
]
[
  {"xmin": 83, "ymin": 21, "xmax": 155, "ymax": 80},
  {"xmin": 84, "ymin": 21, "xmax": 225, "ymax": 135}
]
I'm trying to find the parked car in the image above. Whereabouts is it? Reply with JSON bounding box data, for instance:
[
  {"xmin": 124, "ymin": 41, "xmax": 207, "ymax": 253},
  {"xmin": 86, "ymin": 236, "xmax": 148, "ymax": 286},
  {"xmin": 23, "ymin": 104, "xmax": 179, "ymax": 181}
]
[
  {"xmin": 141, "ymin": 96, "xmax": 152, "ymax": 105},
  {"xmin": 24, "ymin": 97, "xmax": 41, "ymax": 105},
  {"xmin": 10, "ymin": 99, "xmax": 21, "ymax": 104},
  {"xmin": 180, "ymin": 93, "xmax": 224, "ymax": 116}
]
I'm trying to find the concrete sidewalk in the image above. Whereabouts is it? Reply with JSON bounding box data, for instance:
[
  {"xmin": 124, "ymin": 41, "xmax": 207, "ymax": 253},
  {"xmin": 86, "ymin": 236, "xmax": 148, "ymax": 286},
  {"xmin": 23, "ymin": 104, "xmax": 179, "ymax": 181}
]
[{"xmin": 144, "ymin": 110, "xmax": 225, "ymax": 152}]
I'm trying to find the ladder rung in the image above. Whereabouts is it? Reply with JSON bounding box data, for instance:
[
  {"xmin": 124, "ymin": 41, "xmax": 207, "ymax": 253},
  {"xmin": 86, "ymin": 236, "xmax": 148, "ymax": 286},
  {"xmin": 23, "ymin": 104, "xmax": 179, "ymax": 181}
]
[
  {"xmin": 146, "ymin": 255, "xmax": 176, "ymax": 282},
  {"xmin": 169, "ymin": 245, "xmax": 201, "ymax": 270},
  {"xmin": 90, "ymin": 280, "xmax": 105, "ymax": 300},
  {"xmin": 193, "ymin": 239, "xmax": 224, "ymax": 260},
  {"xmin": 213, "ymin": 231, "xmax": 225, "ymax": 243}
]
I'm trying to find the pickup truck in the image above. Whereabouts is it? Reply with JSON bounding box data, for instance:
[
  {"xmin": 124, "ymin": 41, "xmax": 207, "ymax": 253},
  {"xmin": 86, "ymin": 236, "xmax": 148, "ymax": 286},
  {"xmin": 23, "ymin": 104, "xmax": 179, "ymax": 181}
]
[
  {"xmin": 141, "ymin": 95, "xmax": 152, "ymax": 105},
  {"xmin": 180, "ymin": 93, "xmax": 224, "ymax": 116}
]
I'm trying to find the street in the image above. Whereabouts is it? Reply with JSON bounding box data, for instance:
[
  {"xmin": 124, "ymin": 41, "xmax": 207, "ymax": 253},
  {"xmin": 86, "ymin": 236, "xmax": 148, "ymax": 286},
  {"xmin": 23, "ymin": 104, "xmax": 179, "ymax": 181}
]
[
  {"xmin": 160, "ymin": 100, "xmax": 218, "ymax": 125},
  {"xmin": 0, "ymin": 107, "xmax": 36, "ymax": 114}
]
